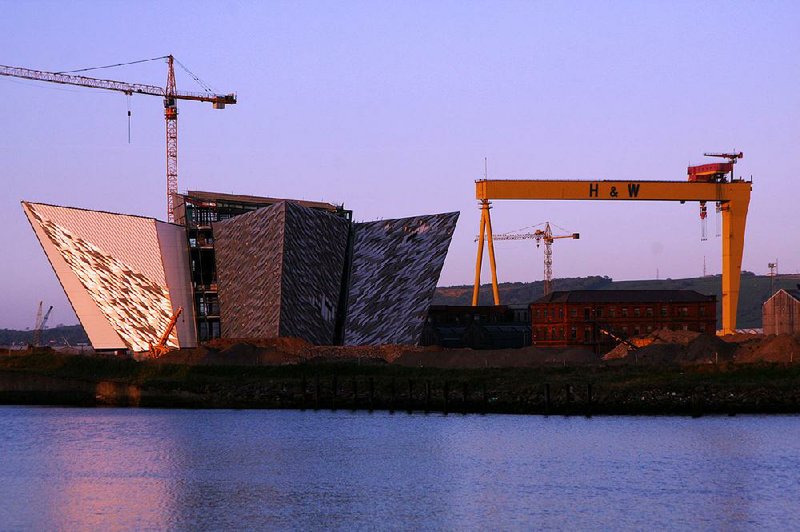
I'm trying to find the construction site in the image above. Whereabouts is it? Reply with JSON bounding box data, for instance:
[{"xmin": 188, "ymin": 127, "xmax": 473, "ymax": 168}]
[{"xmin": 3, "ymin": 54, "xmax": 800, "ymax": 379}]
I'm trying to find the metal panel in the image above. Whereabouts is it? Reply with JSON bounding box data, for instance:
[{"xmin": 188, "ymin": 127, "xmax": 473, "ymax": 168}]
[
  {"xmin": 344, "ymin": 212, "xmax": 459, "ymax": 345},
  {"xmin": 214, "ymin": 202, "xmax": 285, "ymax": 339},
  {"xmin": 214, "ymin": 201, "xmax": 350, "ymax": 345},
  {"xmin": 156, "ymin": 221, "xmax": 197, "ymax": 348},
  {"xmin": 22, "ymin": 202, "xmax": 184, "ymax": 352},
  {"xmin": 22, "ymin": 203, "xmax": 124, "ymax": 350},
  {"xmin": 280, "ymin": 202, "xmax": 349, "ymax": 344}
]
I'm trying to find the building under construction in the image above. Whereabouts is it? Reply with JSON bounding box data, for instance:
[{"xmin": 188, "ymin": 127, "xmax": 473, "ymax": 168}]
[{"xmin": 22, "ymin": 192, "xmax": 458, "ymax": 354}]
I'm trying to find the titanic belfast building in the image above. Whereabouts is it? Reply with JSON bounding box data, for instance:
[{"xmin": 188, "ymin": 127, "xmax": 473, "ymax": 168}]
[{"xmin": 22, "ymin": 191, "xmax": 459, "ymax": 354}]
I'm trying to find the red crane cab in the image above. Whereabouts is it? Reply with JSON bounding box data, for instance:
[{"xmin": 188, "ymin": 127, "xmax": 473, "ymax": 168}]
[{"xmin": 687, "ymin": 162, "xmax": 733, "ymax": 182}]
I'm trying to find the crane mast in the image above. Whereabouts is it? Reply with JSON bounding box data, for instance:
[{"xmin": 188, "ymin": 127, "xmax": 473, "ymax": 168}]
[
  {"xmin": 477, "ymin": 222, "xmax": 579, "ymax": 296},
  {"xmin": 0, "ymin": 56, "xmax": 236, "ymax": 222},
  {"xmin": 31, "ymin": 302, "xmax": 53, "ymax": 348}
]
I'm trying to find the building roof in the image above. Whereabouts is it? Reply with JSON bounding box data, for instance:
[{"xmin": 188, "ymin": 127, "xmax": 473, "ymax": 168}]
[
  {"xmin": 769, "ymin": 288, "xmax": 800, "ymax": 302},
  {"xmin": 532, "ymin": 289, "xmax": 715, "ymax": 304},
  {"xmin": 181, "ymin": 190, "xmax": 340, "ymax": 212}
]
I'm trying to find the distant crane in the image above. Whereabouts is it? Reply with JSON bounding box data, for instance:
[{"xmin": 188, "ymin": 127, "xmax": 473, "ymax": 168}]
[
  {"xmin": 477, "ymin": 222, "xmax": 579, "ymax": 296},
  {"xmin": 0, "ymin": 56, "xmax": 237, "ymax": 222},
  {"xmin": 31, "ymin": 301, "xmax": 53, "ymax": 348}
]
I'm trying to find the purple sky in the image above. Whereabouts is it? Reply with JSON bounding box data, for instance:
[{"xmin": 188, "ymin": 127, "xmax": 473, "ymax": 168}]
[{"xmin": 1, "ymin": 1, "xmax": 798, "ymax": 329}]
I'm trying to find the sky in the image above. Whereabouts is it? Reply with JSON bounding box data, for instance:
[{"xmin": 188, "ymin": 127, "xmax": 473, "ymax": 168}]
[{"xmin": 1, "ymin": 0, "xmax": 798, "ymax": 329}]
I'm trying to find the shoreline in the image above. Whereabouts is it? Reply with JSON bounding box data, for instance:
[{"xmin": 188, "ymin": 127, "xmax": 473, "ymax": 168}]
[{"xmin": 2, "ymin": 352, "xmax": 800, "ymax": 416}]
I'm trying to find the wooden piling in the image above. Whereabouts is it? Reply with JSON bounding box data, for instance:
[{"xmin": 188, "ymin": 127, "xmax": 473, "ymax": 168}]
[
  {"xmin": 586, "ymin": 382, "xmax": 593, "ymax": 417},
  {"xmin": 331, "ymin": 375, "xmax": 338, "ymax": 411},
  {"xmin": 314, "ymin": 375, "xmax": 320, "ymax": 410},
  {"xmin": 390, "ymin": 377, "xmax": 396, "ymax": 413},
  {"xmin": 407, "ymin": 379, "xmax": 414, "ymax": 413},
  {"xmin": 369, "ymin": 377, "xmax": 375, "ymax": 411},
  {"xmin": 425, "ymin": 380, "xmax": 431, "ymax": 413},
  {"xmin": 544, "ymin": 383, "xmax": 551, "ymax": 414}
]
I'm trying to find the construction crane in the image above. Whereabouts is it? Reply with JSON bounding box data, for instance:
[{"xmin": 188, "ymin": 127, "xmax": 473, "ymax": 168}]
[
  {"xmin": 148, "ymin": 306, "xmax": 183, "ymax": 358},
  {"xmin": 476, "ymin": 222, "xmax": 579, "ymax": 296},
  {"xmin": 0, "ymin": 56, "xmax": 237, "ymax": 222},
  {"xmin": 31, "ymin": 301, "xmax": 53, "ymax": 348}
]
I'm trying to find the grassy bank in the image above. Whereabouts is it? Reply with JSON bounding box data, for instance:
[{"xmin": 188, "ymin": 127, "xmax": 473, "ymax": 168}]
[{"xmin": 2, "ymin": 351, "xmax": 800, "ymax": 415}]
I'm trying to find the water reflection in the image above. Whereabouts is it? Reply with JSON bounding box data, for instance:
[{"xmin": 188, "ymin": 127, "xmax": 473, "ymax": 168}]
[{"xmin": 1, "ymin": 408, "xmax": 799, "ymax": 529}]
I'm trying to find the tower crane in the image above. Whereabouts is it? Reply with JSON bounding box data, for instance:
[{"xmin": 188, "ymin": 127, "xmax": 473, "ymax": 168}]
[
  {"xmin": 31, "ymin": 301, "xmax": 53, "ymax": 348},
  {"xmin": 476, "ymin": 222, "xmax": 579, "ymax": 296},
  {"xmin": 0, "ymin": 56, "xmax": 237, "ymax": 222}
]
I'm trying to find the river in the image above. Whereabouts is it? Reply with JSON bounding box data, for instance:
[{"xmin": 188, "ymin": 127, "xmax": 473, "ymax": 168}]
[{"xmin": 1, "ymin": 407, "xmax": 798, "ymax": 530}]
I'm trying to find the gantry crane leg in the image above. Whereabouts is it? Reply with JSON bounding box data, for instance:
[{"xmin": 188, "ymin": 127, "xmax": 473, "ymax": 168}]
[
  {"xmin": 472, "ymin": 200, "xmax": 501, "ymax": 306},
  {"xmin": 721, "ymin": 196, "xmax": 749, "ymax": 334}
]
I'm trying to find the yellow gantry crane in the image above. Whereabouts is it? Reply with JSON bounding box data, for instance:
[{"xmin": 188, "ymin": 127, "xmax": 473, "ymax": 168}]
[
  {"xmin": 472, "ymin": 168, "xmax": 752, "ymax": 334},
  {"xmin": 476, "ymin": 222, "xmax": 579, "ymax": 296}
]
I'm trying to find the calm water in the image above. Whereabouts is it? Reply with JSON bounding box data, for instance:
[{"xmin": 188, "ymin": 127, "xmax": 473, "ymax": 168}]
[{"xmin": 1, "ymin": 408, "xmax": 799, "ymax": 530}]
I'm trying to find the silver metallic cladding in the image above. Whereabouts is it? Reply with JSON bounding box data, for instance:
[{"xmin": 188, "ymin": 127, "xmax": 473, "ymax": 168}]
[
  {"xmin": 343, "ymin": 212, "xmax": 459, "ymax": 345},
  {"xmin": 214, "ymin": 202, "xmax": 350, "ymax": 344}
]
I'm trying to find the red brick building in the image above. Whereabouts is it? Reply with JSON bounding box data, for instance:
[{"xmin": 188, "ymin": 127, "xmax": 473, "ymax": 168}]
[{"xmin": 530, "ymin": 290, "xmax": 716, "ymax": 348}]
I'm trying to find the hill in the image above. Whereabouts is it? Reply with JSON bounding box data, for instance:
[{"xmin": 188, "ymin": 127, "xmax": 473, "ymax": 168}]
[
  {"xmin": 0, "ymin": 325, "xmax": 89, "ymax": 347},
  {"xmin": 433, "ymin": 273, "xmax": 800, "ymax": 329}
]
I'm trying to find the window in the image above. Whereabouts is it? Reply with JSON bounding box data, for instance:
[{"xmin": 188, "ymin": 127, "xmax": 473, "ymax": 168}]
[
  {"xmin": 682, "ymin": 324, "xmax": 689, "ymax": 331},
  {"xmin": 681, "ymin": 307, "xmax": 689, "ymax": 317},
  {"xmin": 646, "ymin": 325, "xmax": 653, "ymax": 333},
  {"xmin": 584, "ymin": 308, "xmax": 591, "ymax": 320},
  {"xmin": 646, "ymin": 307, "xmax": 654, "ymax": 317},
  {"xmin": 570, "ymin": 309, "xmax": 577, "ymax": 318},
  {"xmin": 622, "ymin": 326, "xmax": 628, "ymax": 335},
  {"xmin": 634, "ymin": 327, "xmax": 640, "ymax": 335},
  {"xmin": 700, "ymin": 306, "xmax": 705, "ymax": 316},
  {"xmin": 634, "ymin": 308, "xmax": 641, "ymax": 318},
  {"xmin": 661, "ymin": 306, "xmax": 668, "ymax": 317},
  {"xmin": 609, "ymin": 307, "xmax": 616, "ymax": 318},
  {"xmin": 584, "ymin": 327, "xmax": 592, "ymax": 342},
  {"xmin": 559, "ymin": 307, "xmax": 564, "ymax": 319},
  {"xmin": 622, "ymin": 308, "xmax": 628, "ymax": 317},
  {"xmin": 570, "ymin": 327, "xmax": 577, "ymax": 340},
  {"xmin": 596, "ymin": 307, "xmax": 603, "ymax": 318}
]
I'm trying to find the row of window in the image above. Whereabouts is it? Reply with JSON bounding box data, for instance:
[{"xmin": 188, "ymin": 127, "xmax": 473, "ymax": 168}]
[{"xmin": 534, "ymin": 305, "xmax": 706, "ymax": 320}]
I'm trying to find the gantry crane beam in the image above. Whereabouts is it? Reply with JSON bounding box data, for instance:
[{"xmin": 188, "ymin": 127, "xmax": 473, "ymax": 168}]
[
  {"xmin": 473, "ymin": 179, "xmax": 752, "ymax": 334},
  {"xmin": 0, "ymin": 57, "xmax": 236, "ymax": 222}
]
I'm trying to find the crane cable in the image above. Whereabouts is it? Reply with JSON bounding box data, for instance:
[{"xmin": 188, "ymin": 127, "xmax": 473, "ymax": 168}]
[
  {"xmin": 56, "ymin": 55, "xmax": 216, "ymax": 94},
  {"xmin": 56, "ymin": 56, "xmax": 168, "ymax": 74}
]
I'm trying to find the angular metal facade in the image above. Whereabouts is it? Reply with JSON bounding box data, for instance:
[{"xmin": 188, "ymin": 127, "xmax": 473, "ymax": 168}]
[
  {"xmin": 22, "ymin": 202, "xmax": 196, "ymax": 352},
  {"xmin": 343, "ymin": 212, "xmax": 459, "ymax": 345},
  {"xmin": 23, "ymin": 196, "xmax": 460, "ymax": 349},
  {"xmin": 214, "ymin": 202, "xmax": 350, "ymax": 344}
]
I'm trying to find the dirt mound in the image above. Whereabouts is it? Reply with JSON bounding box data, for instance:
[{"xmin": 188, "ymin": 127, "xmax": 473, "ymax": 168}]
[
  {"xmin": 648, "ymin": 328, "xmax": 701, "ymax": 346},
  {"xmin": 603, "ymin": 343, "xmax": 631, "ymax": 361},
  {"xmin": 394, "ymin": 345, "xmax": 598, "ymax": 369},
  {"xmin": 681, "ymin": 333, "xmax": 736, "ymax": 363},
  {"xmin": 735, "ymin": 334, "xmax": 800, "ymax": 363},
  {"xmin": 204, "ymin": 336, "xmax": 313, "ymax": 357}
]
